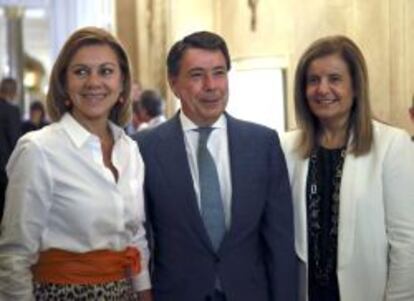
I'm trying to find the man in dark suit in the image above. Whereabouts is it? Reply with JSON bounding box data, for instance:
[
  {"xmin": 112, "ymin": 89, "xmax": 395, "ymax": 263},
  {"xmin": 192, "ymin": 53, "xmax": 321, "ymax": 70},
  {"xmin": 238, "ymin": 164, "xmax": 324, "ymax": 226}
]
[
  {"xmin": 134, "ymin": 31, "xmax": 298, "ymax": 301},
  {"xmin": 0, "ymin": 77, "xmax": 21, "ymax": 221}
]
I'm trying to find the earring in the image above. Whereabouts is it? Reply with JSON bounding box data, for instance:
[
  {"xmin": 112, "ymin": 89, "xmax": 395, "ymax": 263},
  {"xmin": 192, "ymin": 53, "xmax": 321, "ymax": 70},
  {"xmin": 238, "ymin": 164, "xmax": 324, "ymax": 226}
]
[
  {"xmin": 64, "ymin": 100, "xmax": 71, "ymax": 107},
  {"xmin": 118, "ymin": 97, "xmax": 124, "ymax": 104}
]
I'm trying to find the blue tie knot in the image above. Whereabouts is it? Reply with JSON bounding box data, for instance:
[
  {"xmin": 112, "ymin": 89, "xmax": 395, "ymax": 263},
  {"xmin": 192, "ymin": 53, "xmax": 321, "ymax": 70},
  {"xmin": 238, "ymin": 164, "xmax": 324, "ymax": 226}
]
[{"xmin": 197, "ymin": 127, "xmax": 214, "ymax": 148}]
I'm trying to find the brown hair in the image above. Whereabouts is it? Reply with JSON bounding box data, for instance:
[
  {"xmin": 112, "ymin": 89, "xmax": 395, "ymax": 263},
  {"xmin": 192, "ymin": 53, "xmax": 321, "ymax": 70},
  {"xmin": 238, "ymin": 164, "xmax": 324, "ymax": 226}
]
[
  {"xmin": 46, "ymin": 26, "xmax": 132, "ymax": 126},
  {"xmin": 294, "ymin": 35, "xmax": 373, "ymax": 157},
  {"xmin": 0, "ymin": 77, "xmax": 17, "ymax": 99}
]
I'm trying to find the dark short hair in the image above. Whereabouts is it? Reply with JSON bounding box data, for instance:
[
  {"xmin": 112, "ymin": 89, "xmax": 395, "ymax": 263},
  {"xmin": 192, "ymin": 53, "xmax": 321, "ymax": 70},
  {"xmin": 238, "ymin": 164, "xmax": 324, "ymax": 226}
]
[
  {"xmin": 29, "ymin": 100, "xmax": 46, "ymax": 119},
  {"xmin": 0, "ymin": 77, "xmax": 17, "ymax": 96},
  {"xmin": 139, "ymin": 90, "xmax": 164, "ymax": 117},
  {"xmin": 46, "ymin": 26, "xmax": 132, "ymax": 126},
  {"xmin": 167, "ymin": 31, "xmax": 231, "ymax": 77}
]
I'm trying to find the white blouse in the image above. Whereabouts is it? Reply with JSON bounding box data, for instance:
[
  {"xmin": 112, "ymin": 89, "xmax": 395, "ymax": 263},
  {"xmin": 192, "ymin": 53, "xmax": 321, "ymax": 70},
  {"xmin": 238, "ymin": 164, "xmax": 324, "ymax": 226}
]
[{"xmin": 0, "ymin": 113, "xmax": 150, "ymax": 300}]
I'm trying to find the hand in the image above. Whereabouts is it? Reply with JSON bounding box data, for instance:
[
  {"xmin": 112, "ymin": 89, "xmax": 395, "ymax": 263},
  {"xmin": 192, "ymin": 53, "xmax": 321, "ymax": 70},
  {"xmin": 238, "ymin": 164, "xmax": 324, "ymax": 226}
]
[{"xmin": 136, "ymin": 289, "xmax": 153, "ymax": 301}]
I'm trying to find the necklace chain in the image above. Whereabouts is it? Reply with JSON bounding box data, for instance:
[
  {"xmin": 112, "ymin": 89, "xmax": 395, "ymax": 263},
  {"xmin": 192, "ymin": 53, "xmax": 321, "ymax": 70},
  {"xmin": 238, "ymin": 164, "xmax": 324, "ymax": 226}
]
[{"xmin": 307, "ymin": 147, "xmax": 346, "ymax": 286}]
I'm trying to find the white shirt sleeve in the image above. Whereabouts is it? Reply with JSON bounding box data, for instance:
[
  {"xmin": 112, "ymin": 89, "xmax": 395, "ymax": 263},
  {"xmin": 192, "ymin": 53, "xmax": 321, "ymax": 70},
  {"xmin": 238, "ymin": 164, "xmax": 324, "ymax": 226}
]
[
  {"xmin": 130, "ymin": 224, "xmax": 151, "ymax": 291},
  {"xmin": 0, "ymin": 137, "xmax": 53, "ymax": 301},
  {"xmin": 124, "ymin": 141, "xmax": 151, "ymax": 292}
]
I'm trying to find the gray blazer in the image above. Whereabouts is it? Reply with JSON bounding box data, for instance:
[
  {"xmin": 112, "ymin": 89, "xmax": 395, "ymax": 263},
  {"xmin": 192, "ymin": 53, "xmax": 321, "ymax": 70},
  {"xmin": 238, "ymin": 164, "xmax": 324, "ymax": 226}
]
[{"xmin": 134, "ymin": 113, "xmax": 298, "ymax": 301}]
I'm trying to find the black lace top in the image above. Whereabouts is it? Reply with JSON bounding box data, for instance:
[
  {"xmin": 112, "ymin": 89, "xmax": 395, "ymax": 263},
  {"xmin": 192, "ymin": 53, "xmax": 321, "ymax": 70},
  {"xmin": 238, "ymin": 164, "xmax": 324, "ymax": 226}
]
[{"xmin": 306, "ymin": 146, "xmax": 346, "ymax": 301}]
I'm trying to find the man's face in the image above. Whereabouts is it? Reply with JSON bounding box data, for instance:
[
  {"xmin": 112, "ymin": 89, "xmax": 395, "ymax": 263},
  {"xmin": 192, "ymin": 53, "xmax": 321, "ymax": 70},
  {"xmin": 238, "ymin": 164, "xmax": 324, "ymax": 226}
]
[{"xmin": 169, "ymin": 48, "xmax": 229, "ymax": 126}]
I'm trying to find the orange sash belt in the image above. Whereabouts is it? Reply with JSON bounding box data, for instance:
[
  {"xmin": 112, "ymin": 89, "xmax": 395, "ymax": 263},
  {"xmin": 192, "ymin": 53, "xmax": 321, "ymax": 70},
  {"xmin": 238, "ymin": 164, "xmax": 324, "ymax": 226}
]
[{"xmin": 32, "ymin": 247, "xmax": 141, "ymax": 285}]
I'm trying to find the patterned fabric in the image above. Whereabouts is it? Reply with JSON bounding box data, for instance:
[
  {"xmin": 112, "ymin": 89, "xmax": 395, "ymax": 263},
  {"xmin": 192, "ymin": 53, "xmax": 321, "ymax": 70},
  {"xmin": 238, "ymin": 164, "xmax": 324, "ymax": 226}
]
[
  {"xmin": 197, "ymin": 127, "xmax": 226, "ymax": 251},
  {"xmin": 34, "ymin": 279, "xmax": 139, "ymax": 301},
  {"xmin": 306, "ymin": 146, "xmax": 346, "ymax": 301}
]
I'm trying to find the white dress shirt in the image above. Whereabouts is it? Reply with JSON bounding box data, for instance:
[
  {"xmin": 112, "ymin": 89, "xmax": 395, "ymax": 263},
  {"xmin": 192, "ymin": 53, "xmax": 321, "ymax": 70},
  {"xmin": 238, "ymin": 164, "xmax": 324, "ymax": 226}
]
[
  {"xmin": 0, "ymin": 113, "xmax": 150, "ymax": 300},
  {"xmin": 146, "ymin": 115, "xmax": 166, "ymax": 129},
  {"xmin": 179, "ymin": 112, "xmax": 232, "ymax": 227}
]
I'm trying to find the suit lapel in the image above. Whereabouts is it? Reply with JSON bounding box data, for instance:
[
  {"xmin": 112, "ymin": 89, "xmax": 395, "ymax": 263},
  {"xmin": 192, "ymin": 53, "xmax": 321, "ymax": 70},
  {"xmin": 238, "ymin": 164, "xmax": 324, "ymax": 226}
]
[
  {"xmin": 225, "ymin": 117, "xmax": 244, "ymax": 243},
  {"xmin": 222, "ymin": 115, "xmax": 256, "ymax": 250},
  {"xmin": 154, "ymin": 115, "xmax": 213, "ymax": 251}
]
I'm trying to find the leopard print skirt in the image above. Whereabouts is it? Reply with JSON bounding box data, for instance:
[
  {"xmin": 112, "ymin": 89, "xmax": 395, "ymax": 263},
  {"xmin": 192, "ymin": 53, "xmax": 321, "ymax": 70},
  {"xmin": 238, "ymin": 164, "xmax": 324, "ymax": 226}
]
[{"xmin": 34, "ymin": 279, "xmax": 139, "ymax": 301}]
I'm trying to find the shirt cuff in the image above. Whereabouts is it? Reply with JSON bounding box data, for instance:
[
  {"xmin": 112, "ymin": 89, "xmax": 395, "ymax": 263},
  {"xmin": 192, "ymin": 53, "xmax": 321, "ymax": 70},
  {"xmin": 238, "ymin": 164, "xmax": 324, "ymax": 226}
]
[{"xmin": 131, "ymin": 268, "xmax": 151, "ymax": 292}]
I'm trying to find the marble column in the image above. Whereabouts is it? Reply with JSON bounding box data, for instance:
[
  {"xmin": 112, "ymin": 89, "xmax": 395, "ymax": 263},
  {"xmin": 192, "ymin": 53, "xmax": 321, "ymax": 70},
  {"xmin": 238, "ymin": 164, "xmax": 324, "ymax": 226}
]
[{"xmin": 5, "ymin": 6, "xmax": 25, "ymax": 112}]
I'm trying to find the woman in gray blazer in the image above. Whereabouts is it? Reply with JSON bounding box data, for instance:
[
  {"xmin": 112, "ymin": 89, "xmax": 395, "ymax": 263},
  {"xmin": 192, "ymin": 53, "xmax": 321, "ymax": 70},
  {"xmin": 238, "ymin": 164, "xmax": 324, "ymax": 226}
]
[{"xmin": 281, "ymin": 35, "xmax": 414, "ymax": 301}]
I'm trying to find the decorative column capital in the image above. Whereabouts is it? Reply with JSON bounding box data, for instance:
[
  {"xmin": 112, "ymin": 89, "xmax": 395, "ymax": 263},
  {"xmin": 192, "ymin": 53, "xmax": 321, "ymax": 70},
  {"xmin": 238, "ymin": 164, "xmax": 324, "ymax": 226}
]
[{"xmin": 4, "ymin": 6, "xmax": 25, "ymax": 19}]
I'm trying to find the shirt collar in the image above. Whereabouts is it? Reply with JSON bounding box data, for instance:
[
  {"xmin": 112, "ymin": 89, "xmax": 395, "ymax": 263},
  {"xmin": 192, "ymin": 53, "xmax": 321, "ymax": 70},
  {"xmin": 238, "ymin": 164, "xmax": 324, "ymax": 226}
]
[
  {"xmin": 60, "ymin": 113, "xmax": 125, "ymax": 148},
  {"xmin": 179, "ymin": 111, "xmax": 227, "ymax": 132},
  {"xmin": 147, "ymin": 115, "xmax": 166, "ymax": 127}
]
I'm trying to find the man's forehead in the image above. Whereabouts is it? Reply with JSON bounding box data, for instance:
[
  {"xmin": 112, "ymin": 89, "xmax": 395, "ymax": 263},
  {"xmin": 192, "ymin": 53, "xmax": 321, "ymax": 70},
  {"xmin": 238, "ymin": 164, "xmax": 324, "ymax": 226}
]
[
  {"xmin": 183, "ymin": 48, "xmax": 225, "ymax": 59},
  {"xmin": 181, "ymin": 49, "xmax": 226, "ymax": 68}
]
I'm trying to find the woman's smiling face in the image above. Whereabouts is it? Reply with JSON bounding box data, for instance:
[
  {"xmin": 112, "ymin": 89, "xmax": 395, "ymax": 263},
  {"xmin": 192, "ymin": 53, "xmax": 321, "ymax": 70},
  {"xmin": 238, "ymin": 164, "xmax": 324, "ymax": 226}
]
[
  {"xmin": 306, "ymin": 53, "xmax": 354, "ymax": 126},
  {"xmin": 66, "ymin": 44, "xmax": 123, "ymax": 125}
]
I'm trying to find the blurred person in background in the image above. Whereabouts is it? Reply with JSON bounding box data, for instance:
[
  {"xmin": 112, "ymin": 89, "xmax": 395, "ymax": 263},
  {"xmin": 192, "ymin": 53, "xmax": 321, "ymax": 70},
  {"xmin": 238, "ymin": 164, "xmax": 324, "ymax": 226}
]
[
  {"xmin": 126, "ymin": 81, "xmax": 148, "ymax": 135},
  {"xmin": 127, "ymin": 99, "xmax": 148, "ymax": 135},
  {"xmin": 137, "ymin": 89, "xmax": 166, "ymax": 130},
  {"xmin": 0, "ymin": 77, "xmax": 21, "ymax": 222},
  {"xmin": 21, "ymin": 100, "xmax": 49, "ymax": 135}
]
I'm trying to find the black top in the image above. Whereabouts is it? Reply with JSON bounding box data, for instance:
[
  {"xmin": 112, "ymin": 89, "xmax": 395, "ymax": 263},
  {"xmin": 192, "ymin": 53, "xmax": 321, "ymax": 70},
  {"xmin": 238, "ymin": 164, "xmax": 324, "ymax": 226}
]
[
  {"xmin": 0, "ymin": 98, "xmax": 21, "ymax": 221},
  {"xmin": 0, "ymin": 98, "xmax": 21, "ymax": 169},
  {"xmin": 21, "ymin": 120, "xmax": 48, "ymax": 135},
  {"xmin": 306, "ymin": 146, "xmax": 346, "ymax": 301}
]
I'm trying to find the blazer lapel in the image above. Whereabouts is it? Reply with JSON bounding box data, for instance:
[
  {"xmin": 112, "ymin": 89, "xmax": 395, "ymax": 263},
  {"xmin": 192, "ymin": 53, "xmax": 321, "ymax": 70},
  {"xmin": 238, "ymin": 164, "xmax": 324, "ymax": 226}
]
[
  {"xmin": 291, "ymin": 157, "xmax": 309, "ymax": 264},
  {"xmin": 154, "ymin": 115, "xmax": 213, "ymax": 251},
  {"xmin": 337, "ymin": 152, "xmax": 363, "ymax": 268}
]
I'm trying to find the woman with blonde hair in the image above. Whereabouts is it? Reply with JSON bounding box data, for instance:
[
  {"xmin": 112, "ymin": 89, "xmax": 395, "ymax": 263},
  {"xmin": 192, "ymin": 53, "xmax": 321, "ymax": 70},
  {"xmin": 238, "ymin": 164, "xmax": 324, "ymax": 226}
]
[
  {"xmin": 0, "ymin": 27, "xmax": 152, "ymax": 300},
  {"xmin": 281, "ymin": 35, "xmax": 414, "ymax": 301}
]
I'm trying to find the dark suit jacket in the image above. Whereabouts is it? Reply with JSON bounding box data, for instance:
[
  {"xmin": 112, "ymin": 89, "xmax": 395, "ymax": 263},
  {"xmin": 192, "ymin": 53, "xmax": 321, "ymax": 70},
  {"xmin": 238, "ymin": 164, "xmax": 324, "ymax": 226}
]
[
  {"xmin": 0, "ymin": 98, "xmax": 21, "ymax": 219},
  {"xmin": 134, "ymin": 113, "xmax": 298, "ymax": 301}
]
